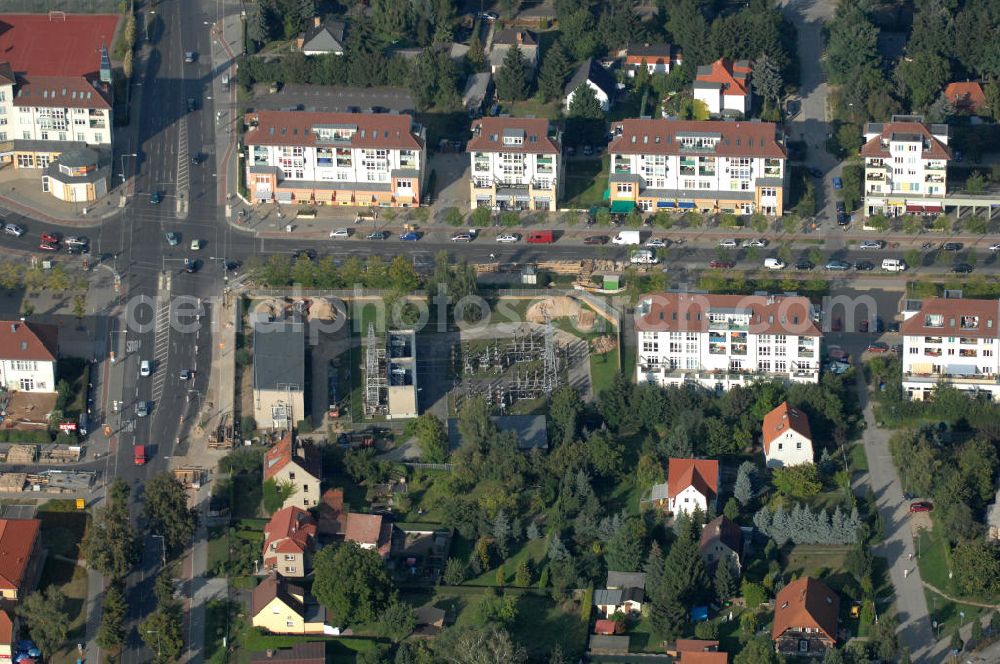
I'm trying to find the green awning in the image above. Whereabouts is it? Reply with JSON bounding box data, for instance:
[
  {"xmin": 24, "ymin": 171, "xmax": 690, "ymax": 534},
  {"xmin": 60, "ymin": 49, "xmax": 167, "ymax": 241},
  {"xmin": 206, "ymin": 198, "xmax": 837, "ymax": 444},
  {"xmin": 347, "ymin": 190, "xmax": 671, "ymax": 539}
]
[{"xmin": 609, "ymin": 200, "xmax": 636, "ymax": 213}]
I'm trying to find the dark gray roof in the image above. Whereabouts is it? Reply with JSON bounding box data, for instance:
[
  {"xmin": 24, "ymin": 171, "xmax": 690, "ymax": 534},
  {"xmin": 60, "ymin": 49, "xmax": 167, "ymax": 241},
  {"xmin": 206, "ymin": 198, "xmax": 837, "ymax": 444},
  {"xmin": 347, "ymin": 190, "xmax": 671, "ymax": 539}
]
[
  {"xmin": 588, "ymin": 635, "xmax": 630, "ymax": 653},
  {"xmin": 253, "ymin": 321, "xmax": 305, "ymax": 391},
  {"xmin": 447, "ymin": 414, "xmax": 548, "ymax": 451},
  {"xmin": 606, "ymin": 571, "xmax": 647, "ymax": 590},
  {"xmin": 54, "ymin": 147, "xmax": 100, "ymax": 169},
  {"xmin": 565, "ymin": 57, "xmax": 617, "ymax": 98},
  {"xmin": 593, "ymin": 588, "xmax": 623, "ymax": 605},
  {"xmin": 629, "ymin": 43, "xmax": 674, "ymax": 58},
  {"xmin": 250, "ymin": 642, "xmax": 325, "ymax": 663},
  {"xmin": 301, "ymin": 20, "xmax": 346, "ymax": 53}
]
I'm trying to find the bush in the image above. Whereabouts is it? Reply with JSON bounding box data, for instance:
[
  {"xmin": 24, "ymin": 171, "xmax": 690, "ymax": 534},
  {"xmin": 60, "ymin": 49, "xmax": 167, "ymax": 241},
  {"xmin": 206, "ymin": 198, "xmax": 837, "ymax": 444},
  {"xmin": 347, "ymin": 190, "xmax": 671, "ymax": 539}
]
[
  {"xmin": 443, "ymin": 208, "xmax": 465, "ymax": 227},
  {"xmin": 297, "ymin": 418, "xmax": 313, "ymax": 434},
  {"xmin": 236, "ymin": 349, "xmax": 252, "ymax": 367},
  {"xmin": 470, "ymin": 208, "xmax": 491, "ymax": 227},
  {"xmin": 240, "ymin": 416, "xmax": 257, "ymax": 435}
]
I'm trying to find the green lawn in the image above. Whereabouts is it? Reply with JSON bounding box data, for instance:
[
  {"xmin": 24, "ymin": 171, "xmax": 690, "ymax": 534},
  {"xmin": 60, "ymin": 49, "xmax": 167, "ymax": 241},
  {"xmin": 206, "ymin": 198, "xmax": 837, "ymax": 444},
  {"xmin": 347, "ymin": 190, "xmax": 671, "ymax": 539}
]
[
  {"xmin": 467, "ymin": 538, "xmax": 547, "ymax": 587},
  {"xmin": 784, "ymin": 544, "xmax": 851, "ymax": 580},
  {"xmin": 204, "ymin": 599, "xmax": 240, "ymax": 664},
  {"xmin": 924, "ymin": 591, "xmax": 989, "ymax": 642},
  {"xmin": 504, "ymin": 96, "xmax": 561, "ymax": 120},
  {"xmin": 590, "ymin": 349, "xmax": 620, "ymax": 398},
  {"xmin": 511, "ymin": 593, "xmax": 588, "ymax": 661},
  {"xmin": 848, "ymin": 442, "xmax": 869, "ymax": 473},
  {"xmin": 916, "ymin": 524, "xmax": 955, "ymax": 594},
  {"xmin": 563, "ymin": 156, "xmax": 609, "ymax": 208},
  {"xmin": 237, "ymin": 630, "xmax": 383, "ymax": 663}
]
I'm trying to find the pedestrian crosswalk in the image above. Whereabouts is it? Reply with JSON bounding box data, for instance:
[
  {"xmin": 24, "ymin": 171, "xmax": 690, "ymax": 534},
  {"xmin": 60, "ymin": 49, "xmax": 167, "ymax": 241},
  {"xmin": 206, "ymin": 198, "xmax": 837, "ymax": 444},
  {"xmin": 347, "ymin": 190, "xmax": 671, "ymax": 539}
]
[{"xmin": 151, "ymin": 291, "xmax": 171, "ymax": 402}]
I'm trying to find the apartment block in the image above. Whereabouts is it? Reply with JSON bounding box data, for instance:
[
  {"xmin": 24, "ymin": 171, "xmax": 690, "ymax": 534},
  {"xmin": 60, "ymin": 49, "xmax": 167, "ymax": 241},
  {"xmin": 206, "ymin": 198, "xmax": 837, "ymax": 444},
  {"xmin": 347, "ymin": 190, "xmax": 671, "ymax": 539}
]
[
  {"xmin": 636, "ymin": 293, "xmax": 821, "ymax": 391},
  {"xmin": 861, "ymin": 115, "xmax": 950, "ymax": 218},
  {"xmin": 467, "ymin": 117, "xmax": 562, "ymax": 211},
  {"xmin": 900, "ymin": 296, "xmax": 1000, "ymax": 401},
  {"xmin": 243, "ymin": 110, "xmax": 427, "ymax": 207},
  {"xmin": 607, "ymin": 119, "xmax": 787, "ymax": 215}
]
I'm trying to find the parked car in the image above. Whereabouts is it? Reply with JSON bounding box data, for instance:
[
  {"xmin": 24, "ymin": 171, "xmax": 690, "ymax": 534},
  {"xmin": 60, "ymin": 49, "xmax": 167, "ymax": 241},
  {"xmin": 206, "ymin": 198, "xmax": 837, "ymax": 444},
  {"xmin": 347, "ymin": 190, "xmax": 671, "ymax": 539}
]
[
  {"xmin": 825, "ymin": 260, "xmax": 851, "ymax": 271},
  {"xmin": 190, "ymin": 239, "xmax": 203, "ymax": 250},
  {"xmin": 989, "ymin": 243, "xmax": 1000, "ymax": 252},
  {"xmin": 794, "ymin": 259, "xmax": 815, "ymax": 271},
  {"xmin": 952, "ymin": 262, "xmax": 974, "ymax": 274},
  {"xmin": 763, "ymin": 257, "xmax": 785, "ymax": 270},
  {"xmin": 742, "ymin": 239, "xmax": 768, "ymax": 248},
  {"xmin": 645, "ymin": 238, "xmax": 668, "ymax": 248},
  {"xmin": 451, "ymin": 233, "xmax": 473, "ymax": 242},
  {"xmin": 399, "ymin": 231, "xmax": 420, "ymax": 241},
  {"xmin": 718, "ymin": 239, "xmax": 738, "ymax": 248},
  {"xmin": 867, "ymin": 342, "xmax": 889, "ymax": 353},
  {"xmin": 495, "ymin": 232, "xmax": 520, "ymax": 243},
  {"xmin": 479, "ymin": 11, "xmax": 499, "ymax": 21},
  {"xmin": 4, "ymin": 223, "xmax": 25, "ymax": 236},
  {"xmin": 150, "ymin": 192, "xmax": 162, "ymax": 205},
  {"xmin": 859, "ymin": 240, "xmax": 884, "ymax": 250},
  {"xmin": 187, "ymin": 98, "xmax": 196, "ymax": 112},
  {"xmin": 367, "ymin": 231, "xmax": 389, "ymax": 240},
  {"xmin": 165, "ymin": 232, "xmax": 180, "ymax": 246},
  {"xmin": 65, "ymin": 236, "xmax": 88, "ymax": 247},
  {"xmin": 40, "ymin": 232, "xmax": 60, "ymax": 244},
  {"xmin": 909, "ymin": 501, "xmax": 933, "ymax": 513},
  {"xmin": 709, "ymin": 260, "xmax": 735, "ymax": 268},
  {"xmin": 184, "ymin": 258, "xmax": 198, "ymax": 273},
  {"xmin": 330, "ymin": 228, "xmax": 350, "ymax": 239},
  {"xmin": 808, "ymin": 167, "xmax": 823, "ymax": 178},
  {"xmin": 835, "ymin": 201, "xmax": 846, "ymax": 214},
  {"xmin": 583, "ymin": 235, "xmax": 609, "ymax": 245},
  {"xmin": 943, "ymin": 242, "xmax": 964, "ymax": 251},
  {"xmin": 582, "ymin": 145, "xmax": 593, "ymax": 156},
  {"xmin": 832, "ymin": 177, "xmax": 843, "ymax": 190},
  {"xmin": 837, "ymin": 212, "xmax": 851, "ymax": 225},
  {"xmin": 38, "ymin": 242, "xmax": 58, "ymax": 252},
  {"xmin": 854, "ymin": 260, "xmax": 875, "ymax": 271}
]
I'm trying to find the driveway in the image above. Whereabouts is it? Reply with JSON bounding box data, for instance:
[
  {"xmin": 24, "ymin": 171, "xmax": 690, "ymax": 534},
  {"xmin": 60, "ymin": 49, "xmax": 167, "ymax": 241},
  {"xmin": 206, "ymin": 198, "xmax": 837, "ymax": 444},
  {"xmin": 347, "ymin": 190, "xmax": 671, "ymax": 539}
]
[{"xmin": 851, "ymin": 371, "xmax": 936, "ymax": 660}]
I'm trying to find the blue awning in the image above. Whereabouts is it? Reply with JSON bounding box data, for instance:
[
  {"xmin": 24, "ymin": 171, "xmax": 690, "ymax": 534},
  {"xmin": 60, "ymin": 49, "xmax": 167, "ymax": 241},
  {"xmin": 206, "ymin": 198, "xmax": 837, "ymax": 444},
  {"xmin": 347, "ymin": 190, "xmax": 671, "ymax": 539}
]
[
  {"xmin": 946, "ymin": 364, "xmax": 977, "ymax": 376},
  {"xmin": 657, "ymin": 201, "xmax": 675, "ymax": 208},
  {"xmin": 678, "ymin": 201, "xmax": 696, "ymax": 209}
]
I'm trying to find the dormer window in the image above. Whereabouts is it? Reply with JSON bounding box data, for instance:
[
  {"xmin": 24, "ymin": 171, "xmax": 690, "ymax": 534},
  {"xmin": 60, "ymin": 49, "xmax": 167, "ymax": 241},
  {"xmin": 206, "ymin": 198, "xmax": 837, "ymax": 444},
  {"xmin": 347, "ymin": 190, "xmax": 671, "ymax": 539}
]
[
  {"xmin": 502, "ymin": 129, "xmax": 525, "ymax": 146},
  {"xmin": 924, "ymin": 314, "xmax": 943, "ymax": 328}
]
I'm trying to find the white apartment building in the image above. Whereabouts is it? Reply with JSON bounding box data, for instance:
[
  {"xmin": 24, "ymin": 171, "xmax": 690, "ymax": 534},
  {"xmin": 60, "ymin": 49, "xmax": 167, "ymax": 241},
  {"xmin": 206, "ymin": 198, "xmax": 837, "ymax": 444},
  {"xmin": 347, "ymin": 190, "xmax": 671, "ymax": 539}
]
[
  {"xmin": 900, "ymin": 296, "xmax": 1000, "ymax": 401},
  {"xmin": 861, "ymin": 115, "xmax": 950, "ymax": 218},
  {"xmin": 243, "ymin": 111, "xmax": 427, "ymax": 207},
  {"xmin": 636, "ymin": 293, "xmax": 821, "ymax": 391},
  {"xmin": 607, "ymin": 119, "xmax": 787, "ymax": 216},
  {"xmin": 467, "ymin": 117, "xmax": 561, "ymax": 211}
]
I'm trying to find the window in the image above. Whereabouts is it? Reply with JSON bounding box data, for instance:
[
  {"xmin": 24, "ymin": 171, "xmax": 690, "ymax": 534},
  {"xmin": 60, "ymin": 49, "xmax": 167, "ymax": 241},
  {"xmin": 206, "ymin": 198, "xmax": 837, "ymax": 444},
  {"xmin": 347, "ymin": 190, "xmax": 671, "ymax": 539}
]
[
  {"xmin": 775, "ymin": 345, "xmax": 786, "ymax": 357},
  {"xmin": 94, "ymin": 133, "xmax": 102, "ymax": 143},
  {"xmin": 616, "ymin": 182, "xmax": 632, "ymax": 193},
  {"xmin": 19, "ymin": 378, "xmax": 34, "ymax": 391},
  {"xmin": 302, "ymin": 484, "xmax": 309, "ymax": 492},
  {"xmin": 984, "ymin": 349, "xmax": 993, "ymax": 357},
  {"xmin": 13, "ymin": 361, "xmax": 36, "ymax": 371},
  {"xmin": 289, "ymin": 472, "xmax": 296, "ymax": 480},
  {"xmin": 284, "ymin": 554, "xmax": 296, "ymax": 561},
  {"xmin": 0, "ymin": 132, "xmax": 5, "ymax": 142},
  {"xmin": 760, "ymin": 187, "xmax": 777, "ymax": 197},
  {"xmin": 796, "ymin": 442, "xmax": 802, "ymax": 449},
  {"xmin": 775, "ymin": 360, "xmax": 787, "ymax": 372},
  {"xmin": 286, "ymin": 620, "xmax": 295, "ymax": 627},
  {"xmin": 777, "ymin": 443, "xmax": 783, "ymax": 450},
  {"xmin": 284, "ymin": 566, "xmax": 296, "ymax": 574},
  {"xmin": 642, "ymin": 341, "xmax": 659, "ymax": 352},
  {"xmin": 396, "ymin": 179, "xmax": 413, "ymax": 190},
  {"xmin": 759, "ymin": 346, "xmax": 771, "ymax": 356}
]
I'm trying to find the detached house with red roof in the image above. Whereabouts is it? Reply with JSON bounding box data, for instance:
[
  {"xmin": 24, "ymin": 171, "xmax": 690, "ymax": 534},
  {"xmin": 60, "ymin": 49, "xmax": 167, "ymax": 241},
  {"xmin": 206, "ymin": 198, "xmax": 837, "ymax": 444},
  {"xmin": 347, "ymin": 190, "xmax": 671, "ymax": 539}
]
[
  {"xmin": 635, "ymin": 293, "xmax": 821, "ymax": 391},
  {"xmin": 761, "ymin": 401, "xmax": 813, "ymax": 468},
  {"xmin": 263, "ymin": 433, "xmax": 321, "ymax": 510},
  {"xmin": 0, "ymin": 518, "xmax": 42, "ymax": 601},
  {"xmin": 0, "ymin": 13, "xmax": 118, "ymax": 201},
  {"xmin": 468, "ymin": 117, "xmax": 562, "ymax": 211},
  {"xmin": 262, "ymin": 506, "xmax": 317, "ymax": 578},
  {"xmin": 699, "ymin": 515, "xmax": 743, "ymax": 574},
  {"xmin": 243, "ymin": 110, "xmax": 427, "ymax": 207},
  {"xmin": 772, "ymin": 576, "xmax": 839, "ymax": 656},
  {"xmin": 0, "ymin": 321, "xmax": 58, "ymax": 393},
  {"xmin": 344, "ymin": 513, "xmax": 392, "ymax": 559},
  {"xmin": 943, "ymin": 82, "xmax": 987, "ymax": 115},
  {"xmin": 861, "ymin": 115, "xmax": 950, "ymax": 218},
  {"xmin": 667, "ymin": 459, "xmax": 718, "ymax": 516},
  {"xmin": 607, "ymin": 118, "xmax": 787, "ymax": 216},
  {"xmin": 624, "ymin": 43, "xmax": 682, "ymax": 78},
  {"xmin": 693, "ymin": 58, "xmax": 752, "ymax": 117}
]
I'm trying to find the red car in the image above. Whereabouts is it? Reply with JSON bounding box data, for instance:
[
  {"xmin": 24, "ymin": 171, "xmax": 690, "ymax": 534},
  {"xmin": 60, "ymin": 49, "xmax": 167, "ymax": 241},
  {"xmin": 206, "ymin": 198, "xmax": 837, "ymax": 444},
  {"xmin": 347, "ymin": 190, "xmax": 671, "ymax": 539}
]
[
  {"xmin": 40, "ymin": 232, "xmax": 60, "ymax": 244},
  {"xmin": 909, "ymin": 501, "xmax": 933, "ymax": 513},
  {"xmin": 38, "ymin": 242, "xmax": 58, "ymax": 252},
  {"xmin": 709, "ymin": 260, "xmax": 735, "ymax": 268},
  {"xmin": 867, "ymin": 342, "xmax": 889, "ymax": 354}
]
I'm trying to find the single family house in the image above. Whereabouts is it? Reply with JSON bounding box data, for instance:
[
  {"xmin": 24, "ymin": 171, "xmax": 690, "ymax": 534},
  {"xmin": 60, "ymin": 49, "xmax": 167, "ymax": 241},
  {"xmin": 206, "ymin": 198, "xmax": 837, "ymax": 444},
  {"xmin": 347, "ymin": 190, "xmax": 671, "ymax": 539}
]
[
  {"xmin": 699, "ymin": 515, "xmax": 743, "ymax": 574},
  {"xmin": 263, "ymin": 433, "xmax": 321, "ymax": 510},
  {"xmin": 693, "ymin": 58, "xmax": 752, "ymax": 117},
  {"xmin": 624, "ymin": 43, "xmax": 681, "ymax": 77},
  {"xmin": 762, "ymin": 401, "xmax": 813, "ymax": 468},
  {"xmin": 297, "ymin": 17, "xmax": 346, "ymax": 55},
  {"xmin": 564, "ymin": 57, "xmax": 618, "ymax": 112},
  {"xmin": 251, "ymin": 574, "xmax": 328, "ymax": 635},
  {"xmin": 593, "ymin": 587, "xmax": 644, "ymax": 618},
  {"xmin": 344, "ymin": 513, "xmax": 393, "ymax": 559},
  {"xmin": 943, "ymin": 82, "xmax": 987, "ymax": 115},
  {"xmin": 0, "ymin": 321, "xmax": 58, "ymax": 394},
  {"xmin": 262, "ymin": 506, "xmax": 317, "ymax": 578},
  {"xmin": 667, "ymin": 458, "xmax": 719, "ymax": 516},
  {"xmin": 772, "ymin": 577, "xmax": 839, "ymax": 656},
  {"xmin": 0, "ymin": 519, "xmax": 42, "ymax": 601},
  {"xmin": 489, "ymin": 29, "xmax": 539, "ymax": 75}
]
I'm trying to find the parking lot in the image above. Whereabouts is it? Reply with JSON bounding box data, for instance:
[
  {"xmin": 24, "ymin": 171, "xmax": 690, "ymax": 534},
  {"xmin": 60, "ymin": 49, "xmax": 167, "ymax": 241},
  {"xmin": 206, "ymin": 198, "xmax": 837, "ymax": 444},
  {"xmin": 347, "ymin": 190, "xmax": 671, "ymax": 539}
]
[{"xmin": 250, "ymin": 84, "xmax": 416, "ymax": 114}]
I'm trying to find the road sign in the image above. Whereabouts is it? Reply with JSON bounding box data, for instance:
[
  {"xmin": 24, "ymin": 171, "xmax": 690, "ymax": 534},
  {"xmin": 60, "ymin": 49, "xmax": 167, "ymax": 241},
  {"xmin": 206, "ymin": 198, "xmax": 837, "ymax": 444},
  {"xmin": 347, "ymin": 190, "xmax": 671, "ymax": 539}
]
[
  {"xmin": 75, "ymin": 498, "xmax": 85, "ymax": 510},
  {"xmin": 59, "ymin": 422, "xmax": 77, "ymax": 432}
]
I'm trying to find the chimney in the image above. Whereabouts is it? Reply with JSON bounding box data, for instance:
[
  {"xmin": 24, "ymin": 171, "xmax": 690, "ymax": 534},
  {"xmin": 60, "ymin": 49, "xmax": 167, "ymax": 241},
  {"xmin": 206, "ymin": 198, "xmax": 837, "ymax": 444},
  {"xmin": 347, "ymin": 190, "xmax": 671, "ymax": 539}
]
[
  {"xmin": 516, "ymin": 31, "xmax": 523, "ymax": 44},
  {"xmin": 314, "ymin": 16, "xmax": 321, "ymax": 27},
  {"xmin": 10, "ymin": 324, "xmax": 16, "ymax": 333}
]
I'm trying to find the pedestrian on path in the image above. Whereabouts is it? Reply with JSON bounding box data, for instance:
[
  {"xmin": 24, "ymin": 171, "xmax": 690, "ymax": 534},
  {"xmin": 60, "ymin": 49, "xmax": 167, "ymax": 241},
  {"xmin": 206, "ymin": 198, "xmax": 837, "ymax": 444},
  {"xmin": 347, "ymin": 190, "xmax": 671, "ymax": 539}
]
[{"xmin": 904, "ymin": 568, "xmax": 910, "ymax": 578}]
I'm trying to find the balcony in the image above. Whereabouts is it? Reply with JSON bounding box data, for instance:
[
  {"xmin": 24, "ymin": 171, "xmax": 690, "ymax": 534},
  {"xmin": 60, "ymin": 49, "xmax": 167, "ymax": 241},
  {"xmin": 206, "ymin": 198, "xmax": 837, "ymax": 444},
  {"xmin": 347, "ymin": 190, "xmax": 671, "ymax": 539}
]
[
  {"xmin": 798, "ymin": 347, "xmax": 815, "ymax": 357},
  {"xmin": 925, "ymin": 162, "xmax": 946, "ymax": 171},
  {"xmin": 959, "ymin": 349, "xmax": 977, "ymax": 357},
  {"xmin": 472, "ymin": 179, "xmax": 492, "ymax": 189},
  {"xmin": 924, "ymin": 336, "xmax": 942, "ymax": 344},
  {"xmin": 698, "ymin": 167, "xmax": 716, "ymax": 177},
  {"xmin": 709, "ymin": 344, "xmax": 727, "ymax": 355},
  {"xmin": 866, "ymin": 172, "xmax": 885, "ymax": 182},
  {"xmin": 731, "ymin": 344, "xmax": 748, "ymax": 356},
  {"xmin": 925, "ymin": 174, "xmax": 945, "ymax": 184},
  {"xmin": 904, "ymin": 371, "xmax": 999, "ymax": 385},
  {"xmin": 709, "ymin": 334, "xmax": 726, "ymax": 343},
  {"xmin": 924, "ymin": 348, "xmax": 942, "ymax": 357},
  {"xmin": 708, "ymin": 321, "xmax": 749, "ymax": 332}
]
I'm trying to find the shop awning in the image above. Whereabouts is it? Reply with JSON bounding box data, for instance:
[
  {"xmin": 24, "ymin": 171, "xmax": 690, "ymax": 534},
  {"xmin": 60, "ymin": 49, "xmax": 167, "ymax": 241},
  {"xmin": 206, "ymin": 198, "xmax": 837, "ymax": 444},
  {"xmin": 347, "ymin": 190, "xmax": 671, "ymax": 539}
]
[
  {"xmin": 924, "ymin": 204, "xmax": 942, "ymax": 212},
  {"xmin": 678, "ymin": 201, "xmax": 696, "ymax": 209},
  {"xmin": 657, "ymin": 201, "xmax": 676, "ymax": 208},
  {"xmin": 910, "ymin": 362, "xmax": 934, "ymax": 374},
  {"xmin": 275, "ymin": 191, "xmax": 293, "ymax": 202},
  {"xmin": 906, "ymin": 205, "xmax": 923, "ymax": 213},
  {"xmin": 610, "ymin": 200, "xmax": 636, "ymax": 213},
  {"xmin": 946, "ymin": 364, "xmax": 977, "ymax": 376}
]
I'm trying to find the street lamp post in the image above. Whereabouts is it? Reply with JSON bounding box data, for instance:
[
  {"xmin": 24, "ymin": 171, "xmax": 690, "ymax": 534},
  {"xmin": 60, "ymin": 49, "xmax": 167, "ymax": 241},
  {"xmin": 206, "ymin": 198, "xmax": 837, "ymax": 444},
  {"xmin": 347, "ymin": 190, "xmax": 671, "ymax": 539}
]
[
  {"xmin": 120, "ymin": 153, "xmax": 138, "ymax": 186},
  {"xmin": 145, "ymin": 629, "xmax": 161, "ymax": 657},
  {"xmin": 151, "ymin": 533, "xmax": 166, "ymax": 567}
]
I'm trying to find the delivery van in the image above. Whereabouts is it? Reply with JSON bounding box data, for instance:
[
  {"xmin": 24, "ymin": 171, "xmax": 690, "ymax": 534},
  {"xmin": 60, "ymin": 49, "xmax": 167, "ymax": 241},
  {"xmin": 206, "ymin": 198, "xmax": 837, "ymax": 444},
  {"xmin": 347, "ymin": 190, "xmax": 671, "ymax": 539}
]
[
  {"xmin": 881, "ymin": 258, "xmax": 907, "ymax": 272},
  {"xmin": 612, "ymin": 230, "xmax": 642, "ymax": 245},
  {"xmin": 630, "ymin": 249, "xmax": 659, "ymax": 265},
  {"xmin": 526, "ymin": 230, "xmax": 555, "ymax": 244}
]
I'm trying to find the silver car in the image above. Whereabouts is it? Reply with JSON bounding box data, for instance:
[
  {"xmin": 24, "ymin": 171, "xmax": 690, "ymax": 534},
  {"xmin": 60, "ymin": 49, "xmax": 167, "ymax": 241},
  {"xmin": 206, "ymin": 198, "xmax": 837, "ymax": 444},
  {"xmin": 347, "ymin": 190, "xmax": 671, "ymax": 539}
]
[
  {"xmin": 136, "ymin": 401, "xmax": 149, "ymax": 417},
  {"xmin": 718, "ymin": 239, "xmax": 738, "ymax": 248},
  {"xmin": 859, "ymin": 240, "xmax": 884, "ymax": 250}
]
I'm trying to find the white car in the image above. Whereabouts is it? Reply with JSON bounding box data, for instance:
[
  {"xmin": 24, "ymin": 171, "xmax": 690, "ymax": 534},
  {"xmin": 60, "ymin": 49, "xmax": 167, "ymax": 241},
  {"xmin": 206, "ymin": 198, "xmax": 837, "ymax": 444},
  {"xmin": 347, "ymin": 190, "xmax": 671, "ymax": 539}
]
[
  {"xmin": 742, "ymin": 239, "xmax": 768, "ymax": 248},
  {"xmin": 645, "ymin": 238, "xmax": 668, "ymax": 248},
  {"xmin": 329, "ymin": 228, "xmax": 350, "ymax": 239},
  {"xmin": 136, "ymin": 401, "xmax": 149, "ymax": 417},
  {"xmin": 764, "ymin": 257, "xmax": 786, "ymax": 270},
  {"xmin": 3, "ymin": 223, "xmax": 25, "ymax": 237},
  {"xmin": 859, "ymin": 240, "xmax": 884, "ymax": 250},
  {"xmin": 718, "ymin": 239, "xmax": 738, "ymax": 248},
  {"xmin": 190, "ymin": 239, "xmax": 202, "ymax": 250},
  {"xmin": 496, "ymin": 233, "xmax": 520, "ymax": 243},
  {"xmin": 990, "ymin": 243, "xmax": 1000, "ymax": 252},
  {"xmin": 139, "ymin": 360, "xmax": 151, "ymax": 377}
]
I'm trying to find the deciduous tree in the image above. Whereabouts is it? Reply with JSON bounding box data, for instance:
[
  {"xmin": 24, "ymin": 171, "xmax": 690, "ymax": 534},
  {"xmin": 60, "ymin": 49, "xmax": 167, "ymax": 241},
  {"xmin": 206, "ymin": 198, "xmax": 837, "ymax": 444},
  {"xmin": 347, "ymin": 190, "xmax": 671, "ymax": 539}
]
[
  {"xmin": 17, "ymin": 587, "xmax": 70, "ymax": 657},
  {"xmin": 144, "ymin": 472, "xmax": 198, "ymax": 556},
  {"xmin": 313, "ymin": 543, "xmax": 394, "ymax": 624}
]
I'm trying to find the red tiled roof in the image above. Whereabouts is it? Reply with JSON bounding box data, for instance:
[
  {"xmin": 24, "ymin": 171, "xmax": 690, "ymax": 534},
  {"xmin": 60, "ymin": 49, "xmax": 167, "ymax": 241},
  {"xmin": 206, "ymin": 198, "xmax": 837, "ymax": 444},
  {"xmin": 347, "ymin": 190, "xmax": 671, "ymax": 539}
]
[
  {"xmin": 696, "ymin": 58, "xmax": 752, "ymax": 96},
  {"xmin": 594, "ymin": 619, "xmax": 621, "ymax": 635},
  {"xmin": 262, "ymin": 506, "xmax": 316, "ymax": 565},
  {"xmin": 609, "ymin": 119, "xmax": 784, "ymax": 159},
  {"xmin": 681, "ymin": 653, "xmax": 728, "ymax": 664},
  {"xmin": 344, "ymin": 513, "xmax": 392, "ymax": 557},
  {"xmin": 251, "ymin": 574, "xmax": 306, "ymax": 616},
  {"xmin": 762, "ymin": 401, "xmax": 812, "ymax": 452},
  {"xmin": 772, "ymin": 576, "xmax": 839, "ymax": 643},
  {"xmin": 0, "ymin": 519, "xmax": 40, "ymax": 592},
  {"xmin": 318, "ymin": 488, "xmax": 345, "ymax": 535},
  {"xmin": 0, "ymin": 610, "xmax": 12, "ymax": 644},
  {"xmin": 0, "ymin": 321, "xmax": 57, "ymax": 362},
  {"xmin": 635, "ymin": 293, "xmax": 820, "ymax": 337},
  {"xmin": 13, "ymin": 74, "xmax": 112, "ymax": 110},
  {"xmin": 859, "ymin": 121, "xmax": 951, "ymax": 160},
  {"xmin": 467, "ymin": 117, "xmax": 560, "ymax": 155},
  {"xmin": 944, "ymin": 82, "xmax": 986, "ymax": 113},
  {"xmin": 0, "ymin": 14, "xmax": 121, "ymax": 77},
  {"xmin": 243, "ymin": 111, "xmax": 423, "ymax": 150},
  {"xmin": 263, "ymin": 433, "xmax": 320, "ymax": 482},
  {"xmin": 667, "ymin": 458, "xmax": 718, "ymax": 501},
  {"xmin": 900, "ymin": 298, "xmax": 1000, "ymax": 340}
]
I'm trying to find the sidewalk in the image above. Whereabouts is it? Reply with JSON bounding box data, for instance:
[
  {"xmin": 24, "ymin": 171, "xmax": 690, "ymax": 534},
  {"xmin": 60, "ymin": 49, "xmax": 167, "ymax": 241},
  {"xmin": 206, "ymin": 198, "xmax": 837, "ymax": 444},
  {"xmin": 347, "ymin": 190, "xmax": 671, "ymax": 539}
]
[
  {"xmin": 210, "ymin": 6, "xmax": 244, "ymax": 213},
  {"xmin": 0, "ymin": 167, "xmax": 120, "ymax": 227}
]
